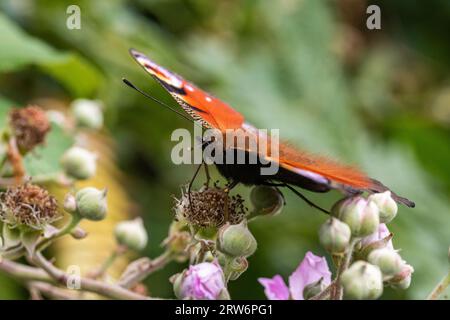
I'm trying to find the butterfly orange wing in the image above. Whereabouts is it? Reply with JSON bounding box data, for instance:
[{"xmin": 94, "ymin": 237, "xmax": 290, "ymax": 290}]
[
  {"xmin": 130, "ymin": 49, "xmax": 243, "ymax": 131},
  {"xmin": 129, "ymin": 49, "xmax": 414, "ymax": 207}
]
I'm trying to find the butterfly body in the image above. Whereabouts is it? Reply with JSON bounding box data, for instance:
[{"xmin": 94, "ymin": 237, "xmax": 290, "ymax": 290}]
[{"xmin": 128, "ymin": 49, "xmax": 414, "ymax": 208}]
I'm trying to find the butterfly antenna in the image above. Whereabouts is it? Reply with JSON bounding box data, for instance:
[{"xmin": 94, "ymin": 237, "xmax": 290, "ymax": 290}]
[{"xmin": 122, "ymin": 78, "xmax": 201, "ymax": 127}]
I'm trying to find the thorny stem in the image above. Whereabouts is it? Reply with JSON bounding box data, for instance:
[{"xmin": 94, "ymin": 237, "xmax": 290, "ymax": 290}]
[
  {"xmin": 427, "ymin": 270, "xmax": 450, "ymax": 300},
  {"xmin": 30, "ymin": 252, "xmax": 151, "ymax": 300},
  {"xmin": 331, "ymin": 238, "xmax": 359, "ymax": 300},
  {"xmin": 118, "ymin": 251, "xmax": 173, "ymax": 289},
  {"xmin": 0, "ymin": 257, "xmax": 150, "ymax": 300}
]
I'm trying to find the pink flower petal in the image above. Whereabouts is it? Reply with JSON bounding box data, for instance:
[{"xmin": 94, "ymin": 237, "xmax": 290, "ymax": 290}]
[
  {"xmin": 361, "ymin": 223, "xmax": 393, "ymax": 249},
  {"xmin": 258, "ymin": 275, "xmax": 290, "ymax": 300},
  {"xmin": 288, "ymin": 251, "xmax": 332, "ymax": 300}
]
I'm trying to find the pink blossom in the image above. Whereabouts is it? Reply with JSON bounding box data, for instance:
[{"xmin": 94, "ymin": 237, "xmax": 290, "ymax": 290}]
[
  {"xmin": 258, "ymin": 275, "xmax": 290, "ymax": 300},
  {"xmin": 361, "ymin": 223, "xmax": 393, "ymax": 249},
  {"xmin": 177, "ymin": 262, "xmax": 225, "ymax": 300},
  {"xmin": 258, "ymin": 251, "xmax": 331, "ymax": 300}
]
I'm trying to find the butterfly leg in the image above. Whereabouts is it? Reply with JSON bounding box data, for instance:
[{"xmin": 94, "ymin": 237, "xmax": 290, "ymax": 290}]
[
  {"xmin": 188, "ymin": 162, "xmax": 203, "ymax": 216},
  {"xmin": 223, "ymin": 180, "xmax": 239, "ymax": 223},
  {"xmin": 270, "ymin": 183, "xmax": 330, "ymax": 215},
  {"xmin": 203, "ymin": 162, "xmax": 211, "ymax": 188}
]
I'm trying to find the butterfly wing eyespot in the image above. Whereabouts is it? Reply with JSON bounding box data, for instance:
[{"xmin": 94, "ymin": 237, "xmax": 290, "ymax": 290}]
[{"xmin": 129, "ymin": 49, "xmax": 244, "ymax": 131}]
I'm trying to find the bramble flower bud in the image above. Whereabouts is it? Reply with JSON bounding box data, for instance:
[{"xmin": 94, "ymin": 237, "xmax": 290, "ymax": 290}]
[
  {"xmin": 227, "ymin": 256, "xmax": 249, "ymax": 281},
  {"xmin": 173, "ymin": 262, "xmax": 226, "ymax": 300},
  {"xmin": 114, "ymin": 218, "xmax": 148, "ymax": 251},
  {"xmin": 368, "ymin": 248, "xmax": 403, "ymax": 276},
  {"xmin": 217, "ymin": 221, "xmax": 257, "ymax": 258},
  {"xmin": 249, "ymin": 186, "xmax": 284, "ymax": 217},
  {"xmin": 70, "ymin": 226, "xmax": 87, "ymax": 239},
  {"xmin": 360, "ymin": 223, "xmax": 393, "ymax": 250},
  {"xmin": 71, "ymin": 99, "xmax": 104, "ymax": 129},
  {"xmin": 61, "ymin": 146, "xmax": 97, "ymax": 180},
  {"xmin": 341, "ymin": 261, "xmax": 383, "ymax": 300},
  {"xmin": 388, "ymin": 264, "xmax": 414, "ymax": 290},
  {"xmin": 319, "ymin": 218, "xmax": 351, "ymax": 254},
  {"xmin": 303, "ymin": 277, "xmax": 327, "ymax": 300},
  {"xmin": 75, "ymin": 187, "xmax": 107, "ymax": 221},
  {"xmin": 368, "ymin": 191, "xmax": 398, "ymax": 223},
  {"xmin": 332, "ymin": 197, "xmax": 379, "ymax": 237},
  {"xmin": 63, "ymin": 193, "xmax": 77, "ymax": 214}
]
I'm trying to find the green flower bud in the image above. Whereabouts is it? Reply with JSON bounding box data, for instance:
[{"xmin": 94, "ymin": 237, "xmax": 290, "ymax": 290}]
[
  {"xmin": 63, "ymin": 193, "xmax": 77, "ymax": 214},
  {"xmin": 333, "ymin": 197, "xmax": 379, "ymax": 237},
  {"xmin": 319, "ymin": 218, "xmax": 351, "ymax": 254},
  {"xmin": 341, "ymin": 261, "xmax": 383, "ymax": 300},
  {"xmin": 388, "ymin": 264, "xmax": 414, "ymax": 290},
  {"xmin": 61, "ymin": 147, "xmax": 97, "ymax": 180},
  {"xmin": 368, "ymin": 191, "xmax": 398, "ymax": 223},
  {"xmin": 75, "ymin": 187, "xmax": 107, "ymax": 221},
  {"xmin": 368, "ymin": 248, "xmax": 403, "ymax": 276},
  {"xmin": 249, "ymin": 186, "xmax": 284, "ymax": 217},
  {"xmin": 391, "ymin": 274, "xmax": 411, "ymax": 290},
  {"xmin": 114, "ymin": 217, "xmax": 148, "ymax": 251},
  {"xmin": 303, "ymin": 277, "xmax": 327, "ymax": 300},
  {"xmin": 71, "ymin": 99, "xmax": 104, "ymax": 129},
  {"xmin": 217, "ymin": 221, "xmax": 257, "ymax": 258}
]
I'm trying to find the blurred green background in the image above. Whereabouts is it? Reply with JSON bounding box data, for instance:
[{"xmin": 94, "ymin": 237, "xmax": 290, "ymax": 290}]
[{"xmin": 0, "ymin": 0, "xmax": 449, "ymax": 299}]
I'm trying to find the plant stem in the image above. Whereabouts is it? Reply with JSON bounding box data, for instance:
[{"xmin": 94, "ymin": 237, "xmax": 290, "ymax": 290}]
[
  {"xmin": 90, "ymin": 245, "xmax": 126, "ymax": 279},
  {"xmin": 37, "ymin": 213, "xmax": 82, "ymax": 251},
  {"xmin": 31, "ymin": 252, "xmax": 151, "ymax": 300},
  {"xmin": 427, "ymin": 270, "xmax": 450, "ymax": 300},
  {"xmin": 331, "ymin": 238, "xmax": 358, "ymax": 300},
  {"xmin": 309, "ymin": 280, "xmax": 336, "ymax": 300},
  {"xmin": 118, "ymin": 251, "xmax": 173, "ymax": 289},
  {"xmin": 29, "ymin": 281, "xmax": 78, "ymax": 300}
]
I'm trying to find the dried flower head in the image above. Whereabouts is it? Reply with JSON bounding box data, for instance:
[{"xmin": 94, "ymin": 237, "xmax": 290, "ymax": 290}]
[
  {"xmin": 9, "ymin": 105, "xmax": 51, "ymax": 152},
  {"xmin": 174, "ymin": 186, "xmax": 246, "ymax": 228},
  {"xmin": 0, "ymin": 183, "xmax": 59, "ymax": 229}
]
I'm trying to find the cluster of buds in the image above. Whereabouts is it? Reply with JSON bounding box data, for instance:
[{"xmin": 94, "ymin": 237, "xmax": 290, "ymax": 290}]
[
  {"xmin": 59, "ymin": 99, "xmax": 105, "ymax": 181},
  {"xmin": 318, "ymin": 191, "xmax": 413, "ymax": 299},
  {"xmin": 168, "ymin": 184, "xmax": 276, "ymax": 299}
]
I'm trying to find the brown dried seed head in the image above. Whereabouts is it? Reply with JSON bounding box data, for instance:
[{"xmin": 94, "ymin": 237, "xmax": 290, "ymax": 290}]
[
  {"xmin": 9, "ymin": 105, "xmax": 51, "ymax": 152},
  {"xmin": 175, "ymin": 187, "xmax": 246, "ymax": 228},
  {"xmin": 0, "ymin": 182, "xmax": 59, "ymax": 229}
]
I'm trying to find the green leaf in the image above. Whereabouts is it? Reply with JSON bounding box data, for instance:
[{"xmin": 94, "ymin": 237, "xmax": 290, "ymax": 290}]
[
  {"xmin": 2, "ymin": 224, "xmax": 21, "ymax": 249},
  {"xmin": 23, "ymin": 123, "xmax": 73, "ymax": 177},
  {"xmin": 0, "ymin": 13, "xmax": 102, "ymax": 96},
  {"xmin": 41, "ymin": 53, "xmax": 103, "ymax": 97},
  {"xmin": 0, "ymin": 12, "xmax": 65, "ymax": 72},
  {"xmin": 0, "ymin": 97, "xmax": 13, "ymax": 129},
  {"xmin": 21, "ymin": 229, "xmax": 41, "ymax": 256}
]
